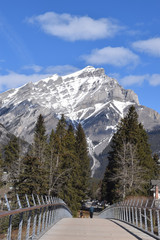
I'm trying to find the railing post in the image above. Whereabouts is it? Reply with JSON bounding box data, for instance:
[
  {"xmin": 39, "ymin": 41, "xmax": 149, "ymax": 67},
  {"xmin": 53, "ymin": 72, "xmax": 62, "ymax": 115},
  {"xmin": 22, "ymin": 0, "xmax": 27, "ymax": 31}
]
[
  {"xmin": 37, "ymin": 195, "xmax": 42, "ymax": 236},
  {"xmin": 48, "ymin": 196, "xmax": 52, "ymax": 226},
  {"xmin": 128, "ymin": 200, "xmax": 132, "ymax": 224},
  {"xmin": 122, "ymin": 206, "xmax": 125, "ymax": 221},
  {"xmin": 52, "ymin": 197, "xmax": 56, "ymax": 224},
  {"xmin": 32, "ymin": 194, "xmax": 37, "ymax": 239},
  {"xmin": 139, "ymin": 208, "xmax": 142, "ymax": 229},
  {"xmin": 45, "ymin": 196, "xmax": 49, "ymax": 229},
  {"xmin": 139, "ymin": 200, "xmax": 143, "ymax": 229},
  {"xmin": 135, "ymin": 200, "xmax": 139, "ymax": 227},
  {"xmin": 41, "ymin": 196, "xmax": 46, "ymax": 233},
  {"xmin": 156, "ymin": 210, "xmax": 160, "ymax": 236},
  {"xmin": 149, "ymin": 209, "xmax": 154, "ymax": 234},
  {"xmin": 144, "ymin": 199, "xmax": 148, "ymax": 232},
  {"xmin": 25, "ymin": 194, "xmax": 31, "ymax": 240},
  {"xmin": 125, "ymin": 207, "xmax": 128, "ymax": 222},
  {"xmin": 17, "ymin": 194, "xmax": 23, "ymax": 240},
  {"xmin": 149, "ymin": 200, "xmax": 154, "ymax": 235},
  {"xmin": 5, "ymin": 194, "xmax": 12, "ymax": 240},
  {"xmin": 131, "ymin": 200, "xmax": 136, "ymax": 225},
  {"xmin": 122, "ymin": 206, "xmax": 124, "ymax": 221}
]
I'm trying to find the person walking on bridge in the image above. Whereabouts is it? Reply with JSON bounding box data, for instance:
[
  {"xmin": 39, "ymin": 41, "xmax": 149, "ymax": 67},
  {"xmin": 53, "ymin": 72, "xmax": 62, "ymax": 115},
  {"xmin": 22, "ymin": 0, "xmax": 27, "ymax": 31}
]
[{"xmin": 89, "ymin": 205, "xmax": 94, "ymax": 218}]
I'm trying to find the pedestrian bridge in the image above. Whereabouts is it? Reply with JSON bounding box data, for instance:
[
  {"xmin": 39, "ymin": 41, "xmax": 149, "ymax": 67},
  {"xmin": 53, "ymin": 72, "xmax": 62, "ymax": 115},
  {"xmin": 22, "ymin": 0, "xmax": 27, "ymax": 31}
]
[
  {"xmin": 40, "ymin": 218, "xmax": 155, "ymax": 240},
  {"xmin": 0, "ymin": 194, "xmax": 159, "ymax": 240}
]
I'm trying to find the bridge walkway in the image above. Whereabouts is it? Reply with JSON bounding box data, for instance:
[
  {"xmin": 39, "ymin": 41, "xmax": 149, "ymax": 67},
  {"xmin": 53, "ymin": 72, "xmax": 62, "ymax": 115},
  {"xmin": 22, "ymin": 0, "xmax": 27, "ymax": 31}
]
[{"xmin": 39, "ymin": 218, "xmax": 156, "ymax": 240}]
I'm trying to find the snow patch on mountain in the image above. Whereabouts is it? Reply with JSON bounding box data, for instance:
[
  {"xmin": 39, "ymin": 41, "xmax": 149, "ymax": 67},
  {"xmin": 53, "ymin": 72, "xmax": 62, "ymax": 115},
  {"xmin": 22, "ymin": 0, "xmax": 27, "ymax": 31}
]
[{"xmin": 87, "ymin": 137, "xmax": 100, "ymax": 177}]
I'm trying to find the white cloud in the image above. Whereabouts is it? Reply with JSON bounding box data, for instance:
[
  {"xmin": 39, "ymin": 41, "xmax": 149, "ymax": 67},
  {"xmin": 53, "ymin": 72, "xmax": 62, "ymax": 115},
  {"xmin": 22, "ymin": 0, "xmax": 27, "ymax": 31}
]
[
  {"xmin": 0, "ymin": 72, "xmax": 50, "ymax": 91},
  {"xmin": 132, "ymin": 37, "xmax": 160, "ymax": 57},
  {"xmin": 120, "ymin": 73, "xmax": 160, "ymax": 87},
  {"xmin": 22, "ymin": 64, "xmax": 43, "ymax": 73},
  {"xmin": 45, "ymin": 65, "xmax": 79, "ymax": 75},
  {"xmin": 149, "ymin": 74, "xmax": 160, "ymax": 86},
  {"xmin": 0, "ymin": 65, "xmax": 80, "ymax": 92},
  {"xmin": 27, "ymin": 12, "xmax": 122, "ymax": 41},
  {"xmin": 108, "ymin": 72, "xmax": 120, "ymax": 79},
  {"xmin": 82, "ymin": 46, "xmax": 139, "ymax": 67},
  {"xmin": 120, "ymin": 74, "xmax": 149, "ymax": 86}
]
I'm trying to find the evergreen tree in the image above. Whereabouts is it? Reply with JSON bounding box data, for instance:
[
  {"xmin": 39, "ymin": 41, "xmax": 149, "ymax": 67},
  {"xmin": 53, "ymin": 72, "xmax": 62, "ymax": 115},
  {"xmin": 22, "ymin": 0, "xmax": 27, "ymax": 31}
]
[
  {"xmin": 75, "ymin": 123, "xmax": 90, "ymax": 200},
  {"xmin": 0, "ymin": 152, "xmax": 3, "ymax": 187},
  {"xmin": 4, "ymin": 136, "xmax": 21, "ymax": 188},
  {"xmin": 48, "ymin": 129, "xmax": 56, "ymax": 195},
  {"xmin": 31, "ymin": 114, "xmax": 48, "ymax": 192},
  {"xmin": 33, "ymin": 114, "xmax": 47, "ymax": 164},
  {"xmin": 17, "ymin": 154, "xmax": 47, "ymax": 196},
  {"xmin": 47, "ymin": 129, "xmax": 64, "ymax": 195},
  {"xmin": 101, "ymin": 106, "xmax": 156, "ymax": 203},
  {"xmin": 59, "ymin": 124, "xmax": 81, "ymax": 215},
  {"xmin": 48, "ymin": 116, "xmax": 71, "ymax": 197},
  {"xmin": 56, "ymin": 114, "xmax": 67, "ymax": 142},
  {"xmin": 152, "ymin": 154, "xmax": 160, "ymax": 179}
]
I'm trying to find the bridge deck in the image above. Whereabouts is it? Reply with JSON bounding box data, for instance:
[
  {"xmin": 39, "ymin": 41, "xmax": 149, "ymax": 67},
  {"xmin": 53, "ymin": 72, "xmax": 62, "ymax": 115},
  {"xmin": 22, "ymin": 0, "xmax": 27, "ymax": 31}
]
[{"xmin": 39, "ymin": 218, "xmax": 155, "ymax": 240}]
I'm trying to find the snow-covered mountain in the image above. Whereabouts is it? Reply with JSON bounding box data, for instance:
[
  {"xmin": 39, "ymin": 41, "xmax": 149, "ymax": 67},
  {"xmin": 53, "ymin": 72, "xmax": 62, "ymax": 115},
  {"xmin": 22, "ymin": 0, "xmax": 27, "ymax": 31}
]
[{"xmin": 0, "ymin": 66, "xmax": 160, "ymax": 177}]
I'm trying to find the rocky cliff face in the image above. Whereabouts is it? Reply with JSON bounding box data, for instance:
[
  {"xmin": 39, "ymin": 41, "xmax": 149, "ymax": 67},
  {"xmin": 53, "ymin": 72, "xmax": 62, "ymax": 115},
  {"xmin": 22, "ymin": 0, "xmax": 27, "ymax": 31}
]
[
  {"xmin": 0, "ymin": 66, "xmax": 160, "ymax": 177},
  {"xmin": 0, "ymin": 123, "xmax": 13, "ymax": 148}
]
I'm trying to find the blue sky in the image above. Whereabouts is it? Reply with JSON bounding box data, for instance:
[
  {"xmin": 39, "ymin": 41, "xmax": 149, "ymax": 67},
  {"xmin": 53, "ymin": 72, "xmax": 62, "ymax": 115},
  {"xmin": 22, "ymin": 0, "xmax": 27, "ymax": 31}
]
[{"xmin": 0, "ymin": 0, "xmax": 160, "ymax": 112}]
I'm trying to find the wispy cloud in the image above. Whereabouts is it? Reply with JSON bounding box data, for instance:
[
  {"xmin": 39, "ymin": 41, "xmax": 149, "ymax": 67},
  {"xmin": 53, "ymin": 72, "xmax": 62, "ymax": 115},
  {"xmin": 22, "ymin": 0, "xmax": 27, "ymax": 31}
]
[
  {"xmin": 132, "ymin": 37, "xmax": 160, "ymax": 57},
  {"xmin": 120, "ymin": 73, "xmax": 160, "ymax": 86},
  {"xmin": 21, "ymin": 64, "xmax": 78, "ymax": 75},
  {"xmin": 22, "ymin": 64, "xmax": 43, "ymax": 73},
  {"xmin": 82, "ymin": 46, "xmax": 139, "ymax": 67},
  {"xmin": 27, "ymin": 12, "xmax": 123, "ymax": 41},
  {"xmin": 120, "ymin": 74, "xmax": 149, "ymax": 86},
  {"xmin": 0, "ymin": 14, "xmax": 33, "ymax": 63},
  {"xmin": 149, "ymin": 74, "xmax": 160, "ymax": 86},
  {"xmin": 0, "ymin": 72, "xmax": 50, "ymax": 92},
  {"xmin": 45, "ymin": 65, "xmax": 79, "ymax": 75},
  {"xmin": 0, "ymin": 65, "xmax": 79, "ymax": 92}
]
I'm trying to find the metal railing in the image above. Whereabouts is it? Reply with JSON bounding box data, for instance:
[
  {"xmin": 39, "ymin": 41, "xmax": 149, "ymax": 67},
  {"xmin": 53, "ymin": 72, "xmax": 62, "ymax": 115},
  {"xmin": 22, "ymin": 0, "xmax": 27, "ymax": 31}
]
[
  {"xmin": 0, "ymin": 194, "xmax": 72, "ymax": 240},
  {"xmin": 98, "ymin": 198, "xmax": 160, "ymax": 239}
]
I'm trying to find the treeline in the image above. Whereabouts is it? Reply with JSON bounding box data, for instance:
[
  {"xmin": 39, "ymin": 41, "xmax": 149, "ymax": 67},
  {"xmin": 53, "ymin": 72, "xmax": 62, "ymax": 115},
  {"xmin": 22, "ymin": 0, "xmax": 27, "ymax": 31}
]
[
  {"xmin": 0, "ymin": 114, "xmax": 90, "ymax": 215},
  {"xmin": 101, "ymin": 106, "xmax": 160, "ymax": 203}
]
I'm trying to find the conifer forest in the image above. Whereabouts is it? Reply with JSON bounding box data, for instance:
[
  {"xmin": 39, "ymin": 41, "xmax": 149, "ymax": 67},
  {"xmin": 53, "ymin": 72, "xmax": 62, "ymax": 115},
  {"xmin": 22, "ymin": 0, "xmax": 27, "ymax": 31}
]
[
  {"xmin": 0, "ymin": 114, "xmax": 90, "ymax": 215},
  {"xmin": 0, "ymin": 106, "xmax": 159, "ymax": 215}
]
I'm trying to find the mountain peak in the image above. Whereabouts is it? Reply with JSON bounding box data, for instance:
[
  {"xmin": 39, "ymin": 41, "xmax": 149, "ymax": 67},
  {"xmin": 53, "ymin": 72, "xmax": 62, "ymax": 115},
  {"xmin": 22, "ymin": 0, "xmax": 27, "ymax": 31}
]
[
  {"xmin": 81, "ymin": 65, "xmax": 96, "ymax": 71},
  {"xmin": 0, "ymin": 66, "xmax": 159, "ymax": 177}
]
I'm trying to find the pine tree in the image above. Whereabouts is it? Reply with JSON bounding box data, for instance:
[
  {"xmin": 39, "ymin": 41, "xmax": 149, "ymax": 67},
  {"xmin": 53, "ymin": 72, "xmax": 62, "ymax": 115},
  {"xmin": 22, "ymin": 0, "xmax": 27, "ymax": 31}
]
[
  {"xmin": 47, "ymin": 129, "xmax": 64, "ymax": 195},
  {"xmin": 101, "ymin": 106, "xmax": 156, "ymax": 203},
  {"xmin": 47, "ymin": 116, "xmax": 72, "ymax": 197},
  {"xmin": 75, "ymin": 123, "xmax": 90, "ymax": 200},
  {"xmin": 56, "ymin": 114, "xmax": 67, "ymax": 142},
  {"xmin": 31, "ymin": 114, "xmax": 48, "ymax": 193},
  {"xmin": 152, "ymin": 154, "xmax": 160, "ymax": 178},
  {"xmin": 17, "ymin": 154, "xmax": 48, "ymax": 196},
  {"xmin": 0, "ymin": 152, "xmax": 3, "ymax": 187},
  {"xmin": 48, "ymin": 129, "xmax": 56, "ymax": 195},
  {"xmin": 4, "ymin": 136, "xmax": 21, "ymax": 188},
  {"xmin": 33, "ymin": 114, "xmax": 47, "ymax": 164},
  {"xmin": 59, "ymin": 124, "xmax": 81, "ymax": 215}
]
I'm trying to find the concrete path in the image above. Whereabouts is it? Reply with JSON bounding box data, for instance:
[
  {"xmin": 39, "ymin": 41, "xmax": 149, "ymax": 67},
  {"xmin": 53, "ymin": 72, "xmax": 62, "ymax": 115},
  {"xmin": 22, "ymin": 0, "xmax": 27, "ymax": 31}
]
[{"xmin": 39, "ymin": 218, "xmax": 156, "ymax": 240}]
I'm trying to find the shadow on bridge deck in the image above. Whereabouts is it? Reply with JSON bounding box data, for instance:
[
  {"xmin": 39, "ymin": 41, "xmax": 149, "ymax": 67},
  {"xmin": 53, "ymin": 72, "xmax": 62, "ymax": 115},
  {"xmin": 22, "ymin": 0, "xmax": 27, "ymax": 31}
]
[{"xmin": 39, "ymin": 218, "xmax": 156, "ymax": 240}]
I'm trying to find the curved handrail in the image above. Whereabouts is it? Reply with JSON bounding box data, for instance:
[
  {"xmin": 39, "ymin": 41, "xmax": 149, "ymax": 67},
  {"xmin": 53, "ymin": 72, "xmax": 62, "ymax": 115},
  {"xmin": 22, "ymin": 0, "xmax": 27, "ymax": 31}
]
[
  {"xmin": 0, "ymin": 194, "xmax": 72, "ymax": 240},
  {"xmin": 98, "ymin": 199, "xmax": 160, "ymax": 239},
  {"xmin": 0, "ymin": 202, "xmax": 71, "ymax": 218}
]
